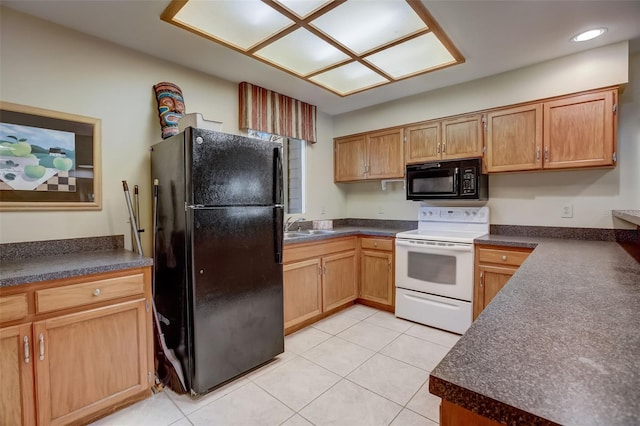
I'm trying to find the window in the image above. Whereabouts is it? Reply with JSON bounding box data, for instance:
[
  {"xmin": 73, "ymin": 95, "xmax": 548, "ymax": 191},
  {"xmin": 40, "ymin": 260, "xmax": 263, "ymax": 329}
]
[{"xmin": 247, "ymin": 130, "xmax": 305, "ymax": 214}]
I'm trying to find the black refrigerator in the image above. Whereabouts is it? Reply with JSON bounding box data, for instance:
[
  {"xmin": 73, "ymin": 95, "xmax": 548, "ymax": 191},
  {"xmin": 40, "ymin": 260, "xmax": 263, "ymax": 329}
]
[{"xmin": 151, "ymin": 127, "xmax": 284, "ymax": 396}]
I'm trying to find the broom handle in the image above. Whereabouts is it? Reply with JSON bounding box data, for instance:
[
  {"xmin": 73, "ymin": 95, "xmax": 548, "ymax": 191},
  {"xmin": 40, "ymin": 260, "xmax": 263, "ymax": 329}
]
[{"xmin": 123, "ymin": 180, "xmax": 143, "ymax": 255}]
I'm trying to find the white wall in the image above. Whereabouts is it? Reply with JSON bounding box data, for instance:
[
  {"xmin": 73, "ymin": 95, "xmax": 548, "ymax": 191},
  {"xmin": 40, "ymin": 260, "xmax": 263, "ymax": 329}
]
[
  {"xmin": 0, "ymin": 7, "xmax": 344, "ymax": 249},
  {"xmin": 336, "ymin": 43, "xmax": 639, "ymax": 229}
]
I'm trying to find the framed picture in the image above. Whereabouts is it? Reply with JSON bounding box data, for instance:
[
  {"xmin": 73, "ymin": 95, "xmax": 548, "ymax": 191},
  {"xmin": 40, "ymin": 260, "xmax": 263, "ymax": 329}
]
[{"xmin": 0, "ymin": 102, "xmax": 101, "ymax": 211}]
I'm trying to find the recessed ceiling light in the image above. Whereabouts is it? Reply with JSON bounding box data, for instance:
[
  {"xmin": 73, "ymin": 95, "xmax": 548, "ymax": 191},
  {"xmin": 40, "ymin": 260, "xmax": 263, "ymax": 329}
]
[{"xmin": 571, "ymin": 28, "xmax": 607, "ymax": 42}]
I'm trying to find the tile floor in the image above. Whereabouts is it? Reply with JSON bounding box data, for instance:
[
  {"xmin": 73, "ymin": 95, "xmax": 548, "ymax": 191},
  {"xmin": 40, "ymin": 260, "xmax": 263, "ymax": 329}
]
[{"xmin": 91, "ymin": 304, "xmax": 460, "ymax": 426}]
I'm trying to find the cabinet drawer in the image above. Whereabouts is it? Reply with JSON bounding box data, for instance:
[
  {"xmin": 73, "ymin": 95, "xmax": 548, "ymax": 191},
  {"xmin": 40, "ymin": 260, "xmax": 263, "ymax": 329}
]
[
  {"xmin": 0, "ymin": 293, "xmax": 28, "ymax": 323},
  {"xmin": 36, "ymin": 273, "xmax": 145, "ymax": 313},
  {"xmin": 477, "ymin": 248, "xmax": 530, "ymax": 267},
  {"xmin": 360, "ymin": 238, "xmax": 393, "ymax": 251}
]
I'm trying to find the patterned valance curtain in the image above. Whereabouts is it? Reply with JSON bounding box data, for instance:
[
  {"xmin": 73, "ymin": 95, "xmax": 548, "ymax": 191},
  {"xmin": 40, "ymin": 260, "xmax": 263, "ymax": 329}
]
[{"xmin": 239, "ymin": 82, "xmax": 317, "ymax": 143}]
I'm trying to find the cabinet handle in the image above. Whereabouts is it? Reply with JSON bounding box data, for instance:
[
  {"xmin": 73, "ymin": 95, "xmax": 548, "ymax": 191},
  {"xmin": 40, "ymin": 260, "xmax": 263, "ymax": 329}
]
[
  {"xmin": 436, "ymin": 143, "xmax": 441, "ymax": 154},
  {"xmin": 544, "ymin": 148, "xmax": 549, "ymax": 160},
  {"xmin": 93, "ymin": 288, "xmax": 101, "ymax": 296},
  {"xmin": 480, "ymin": 271, "xmax": 484, "ymax": 288},
  {"xmin": 388, "ymin": 261, "xmax": 391, "ymax": 271},
  {"xmin": 24, "ymin": 336, "xmax": 30, "ymax": 364},
  {"xmin": 536, "ymin": 147, "xmax": 540, "ymax": 160},
  {"xmin": 502, "ymin": 255, "xmax": 507, "ymax": 261},
  {"xmin": 323, "ymin": 266, "xmax": 327, "ymax": 275},
  {"xmin": 374, "ymin": 242, "xmax": 378, "ymax": 247},
  {"xmin": 442, "ymin": 143, "xmax": 446, "ymax": 153},
  {"xmin": 318, "ymin": 266, "xmax": 322, "ymax": 275},
  {"xmin": 39, "ymin": 333, "xmax": 45, "ymax": 361}
]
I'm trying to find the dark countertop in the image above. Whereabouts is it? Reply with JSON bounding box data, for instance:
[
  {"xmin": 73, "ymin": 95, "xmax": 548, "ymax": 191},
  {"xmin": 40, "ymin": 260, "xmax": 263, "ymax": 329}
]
[
  {"xmin": 0, "ymin": 249, "xmax": 153, "ymax": 288},
  {"xmin": 283, "ymin": 225, "xmax": 409, "ymax": 244},
  {"xmin": 429, "ymin": 234, "xmax": 640, "ymax": 425}
]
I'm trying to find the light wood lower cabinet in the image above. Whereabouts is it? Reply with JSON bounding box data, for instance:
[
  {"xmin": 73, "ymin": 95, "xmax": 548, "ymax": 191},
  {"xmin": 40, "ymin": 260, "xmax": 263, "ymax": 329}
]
[
  {"xmin": 0, "ymin": 267, "xmax": 152, "ymax": 426},
  {"xmin": 283, "ymin": 237, "xmax": 357, "ymax": 333},
  {"xmin": 0, "ymin": 323, "xmax": 36, "ymax": 426},
  {"xmin": 358, "ymin": 237, "xmax": 394, "ymax": 310},
  {"xmin": 474, "ymin": 245, "xmax": 532, "ymax": 319}
]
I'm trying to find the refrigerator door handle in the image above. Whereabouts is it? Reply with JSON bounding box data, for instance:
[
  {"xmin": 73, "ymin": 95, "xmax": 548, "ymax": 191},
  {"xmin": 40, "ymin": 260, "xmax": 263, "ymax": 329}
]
[
  {"xmin": 274, "ymin": 147, "xmax": 284, "ymax": 205},
  {"xmin": 274, "ymin": 207, "xmax": 284, "ymax": 264}
]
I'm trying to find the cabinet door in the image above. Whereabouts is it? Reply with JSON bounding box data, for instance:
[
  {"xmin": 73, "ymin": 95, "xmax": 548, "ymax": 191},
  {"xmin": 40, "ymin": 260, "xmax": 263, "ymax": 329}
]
[
  {"xmin": 543, "ymin": 90, "xmax": 616, "ymax": 169},
  {"xmin": 322, "ymin": 250, "xmax": 358, "ymax": 312},
  {"xmin": 367, "ymin": 128, "xmax": 405, "ymax": 179},
  {"xmin": 284, "ymin": 258, "xmax": 322, "ymax": 329},
  {"xmin": 474, "ymin": 265, "xmax": 516, "ymax": 320},
  {"xmin": 405, "ymin": 121, "xmax": 440, "ymax": 163},
  {"xmin": 485, "ymin": 104, "xmax": 543, "ymax": 172},
  {"xmin": 335, "ymin": 135, "xmax": 367, "ymax": 182},
  {"xmin": 441, "ymin": 114, "xmax": 484, "ymax": 160},
  {"xmin": 360, "ymin": 250, "xmax": 393, "ymax": 306},
  {"xmin": 34, "ymin": 299, "xmax": 149, "ymax": 426},
  {"xmin": 0, "ymin": 324, "xmax": 36, "ymax": 426}
]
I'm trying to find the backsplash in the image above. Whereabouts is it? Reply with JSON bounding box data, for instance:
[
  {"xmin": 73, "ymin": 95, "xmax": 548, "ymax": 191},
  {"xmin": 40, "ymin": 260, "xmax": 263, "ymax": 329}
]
[{"xmin": 0, "ymin": 235, "xmax": 124, "ymax": 262}]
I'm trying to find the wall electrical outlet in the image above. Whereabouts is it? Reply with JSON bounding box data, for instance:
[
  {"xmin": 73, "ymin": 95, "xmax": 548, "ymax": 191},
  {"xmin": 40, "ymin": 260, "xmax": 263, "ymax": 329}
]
[{"xmin": 561, "ymin": 204, "xmax": 573, "ymax": 218}]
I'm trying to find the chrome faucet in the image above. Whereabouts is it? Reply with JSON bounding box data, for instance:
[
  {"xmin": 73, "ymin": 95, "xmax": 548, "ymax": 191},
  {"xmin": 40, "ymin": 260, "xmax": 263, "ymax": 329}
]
[{"xmin": 285, "ymin": 217, "xmax": 306, "ymax": 232}]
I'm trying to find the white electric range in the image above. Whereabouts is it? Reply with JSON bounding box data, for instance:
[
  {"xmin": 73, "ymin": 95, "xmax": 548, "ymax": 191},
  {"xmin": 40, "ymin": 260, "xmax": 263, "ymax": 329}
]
[{"xmin": 395, "ymin": 206, "xmax": 490, "ymax": 334}]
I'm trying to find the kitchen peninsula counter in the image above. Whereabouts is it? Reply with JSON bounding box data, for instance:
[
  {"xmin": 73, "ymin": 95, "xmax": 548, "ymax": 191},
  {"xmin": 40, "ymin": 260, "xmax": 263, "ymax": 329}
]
[
  {"xmin": 0, "ymin": 235, "xmax": 152, "ymax": 287},
  {"xmin": 430, "ymin": 235, "xmax": 640, "ymax": 425}
]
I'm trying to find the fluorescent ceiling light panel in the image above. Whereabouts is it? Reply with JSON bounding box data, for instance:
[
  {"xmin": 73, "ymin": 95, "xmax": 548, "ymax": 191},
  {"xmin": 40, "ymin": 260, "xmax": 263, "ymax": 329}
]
[
  {"xmin": 366, "ymin": 33, "xmax": 456, "ymax": 78},
  {"xmin": 275, "ymin": 0, "xmax": 333, "ymax": 18},
  {"xmin": 162, "ymin": 0, "xmax": 464, "ymax": 96},
  {"xmin": 255, "ymin": 28, "xmax": 350, "ymax": 76},
  {"xmin": 310, "ymin": 62, "xmax": 389, "ymax": 95},
  {"xmin": 173, "ymin": 0, "xmax": 292, "ymax": 50},
  {"xmin": 311, "ymin": 1, "xmax": 427, "ymax": 54}
]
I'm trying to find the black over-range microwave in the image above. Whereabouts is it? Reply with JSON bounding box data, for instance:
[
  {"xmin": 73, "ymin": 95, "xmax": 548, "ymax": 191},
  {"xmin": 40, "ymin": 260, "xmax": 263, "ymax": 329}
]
[{"xmin": 406, "ymin": 158, "xmax": 488, "ymax": 200}]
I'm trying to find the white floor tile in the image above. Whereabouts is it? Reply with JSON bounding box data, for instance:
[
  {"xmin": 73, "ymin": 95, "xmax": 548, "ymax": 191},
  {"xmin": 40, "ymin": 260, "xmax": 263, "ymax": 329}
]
[
  {"xmin": 390, "ymin": 408, "xmax": 438, "ymax": 426},
  {"xmin": 253, "ymin": 356, "xmax": 340, "ymax": 411},
  {"xmin": 280, "ymin": 414, "xmax": 314, "ymax": 426},
  {"xmin": 166, "ymin": 377, "xmax": 249, "ymax": 415},
  {"xmin": 90, "ymin": 392, "xmax": 183, "ymax": 426},
  {"xmin": 340, "ymin": 304, "xmax": 380, "ymax": 320},
  {"xmin": 337, "ymin": 322, "xmax": 401, "ymax": 351},
  {"xmin": 302, "ymin": 336, "xmax": 375, "ymax": 376},
  {"xmin": 285, "ymin": 327, "xmax": 332, "ymax": 354},
  {"xmin": 169, "ymin": 418, "xmax": 193, "ymax": 426},
  {"xmin": 406, "ymin": 380, "xmax": 441, "ymax": 423},
  {"xmin": 311, "ymin": 311, "xmax": 361, "ymax": 335},
  {"xmin": 347, "ymin": 354, "xmax": 429, "ymax": 406},
  {"xmin": 404, "ymin": 324, "xmax": 461, "ymax": 348},
  {"xmin": 187, "ymin": 382, "xmax": 293, "ymax": 426},
  {"xmin": 299, "ymin": 379, "xmax": 402, "ymax": 426},
  {"xmin": 363, "ymin": 311, "xmax": 413, "ymax": 333},
  {"xmin": 246, "ymin": 350, "xmax": 298, "ymax": 381},
  {"xmin": 381, "ymin": 334, "xmax": 451, "ymax": 372}
]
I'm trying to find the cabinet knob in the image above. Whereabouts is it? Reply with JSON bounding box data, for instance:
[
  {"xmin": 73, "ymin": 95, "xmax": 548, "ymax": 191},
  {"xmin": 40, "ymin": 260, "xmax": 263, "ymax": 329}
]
[
  {"xmin": 93, "ymin": 288, "xmax": 101, "ymax": 296},
  {"xmin": 501, "ymin": 255, "xmax": 507, "ymax": 261},
  {"xmin": 374, "ymin": 242, "xmax": 378, "ymax": 247}
]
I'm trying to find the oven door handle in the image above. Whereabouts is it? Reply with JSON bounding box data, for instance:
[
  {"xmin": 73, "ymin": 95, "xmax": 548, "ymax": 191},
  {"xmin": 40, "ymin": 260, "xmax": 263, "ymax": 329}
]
[{"xmin": 395, "ymin": 240, "xmax": 473, "ymax": 252}]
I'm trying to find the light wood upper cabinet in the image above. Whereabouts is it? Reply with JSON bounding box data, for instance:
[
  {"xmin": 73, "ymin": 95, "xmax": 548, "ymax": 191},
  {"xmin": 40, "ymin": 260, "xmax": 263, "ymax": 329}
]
[
  {"xmin": 543, "ymin": 90, "xmax": 616, "ymax": 169},
  {"xmin": 34, "ymin": 299, "xmax": 149, "ymax": 426},
  {"xmin": 283, "ymin": 258, "xmax": 322, "ymax": 330},
  {"xmin": 334, "ymin": 135, "xmax": 367, "ymax": 181},
  {"xmin": 0, "ymin": 323, "xmax": 36, "ymax": 426},
  {"xmin": 367, "ymin": 129, "xmax": 405, "ymax": 179},
  {"xmin": 405, "ymin": 121, "xmax": 441, "ymax": 163},
  {"xmin": 334, "ymin": 128, "xmax": 404, "ymax": 182},
  {"xmin": 441, "ymin": 114, "xmax": 484, "ymax": 160},
  {"xmin": 485, "ymin": 104, "xmax": 543, "ymax": 172}
]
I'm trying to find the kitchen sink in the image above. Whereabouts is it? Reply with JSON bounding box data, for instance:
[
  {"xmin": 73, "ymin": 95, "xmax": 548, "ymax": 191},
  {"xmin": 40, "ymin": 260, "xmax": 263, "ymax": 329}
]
[
  {"xmin": 284, "ymin": 231, "xmax": 306, "ymax": 239},
  {"xmin": 283, "ymin": 229, "xmax": 339, "ymax": 239}
]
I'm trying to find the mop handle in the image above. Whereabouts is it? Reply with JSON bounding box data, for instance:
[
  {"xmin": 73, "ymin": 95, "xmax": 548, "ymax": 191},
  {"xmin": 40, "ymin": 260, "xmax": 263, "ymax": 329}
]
[{"xmin": 122, "ymin": 180, "xmax": 143, "ymax": 255}]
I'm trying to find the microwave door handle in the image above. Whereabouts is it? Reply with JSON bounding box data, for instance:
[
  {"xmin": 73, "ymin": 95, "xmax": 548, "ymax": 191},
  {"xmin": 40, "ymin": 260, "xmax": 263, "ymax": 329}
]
[{"xmin": 453, "ymin": 167, "xmax": 459, "ymax": 195}]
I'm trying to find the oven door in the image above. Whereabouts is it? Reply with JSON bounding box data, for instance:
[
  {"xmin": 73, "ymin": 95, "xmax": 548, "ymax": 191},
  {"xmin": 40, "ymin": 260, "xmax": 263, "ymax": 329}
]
[{"xmin": 395, "ymin": 238, "xmax": 474, "ymax": 301}]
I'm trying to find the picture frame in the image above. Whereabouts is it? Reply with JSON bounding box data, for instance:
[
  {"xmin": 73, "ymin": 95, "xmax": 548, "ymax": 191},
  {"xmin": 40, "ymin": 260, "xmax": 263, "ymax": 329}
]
[{"xmin": 0, "ymin": 101, "xmax": 101, "ymax": 211}]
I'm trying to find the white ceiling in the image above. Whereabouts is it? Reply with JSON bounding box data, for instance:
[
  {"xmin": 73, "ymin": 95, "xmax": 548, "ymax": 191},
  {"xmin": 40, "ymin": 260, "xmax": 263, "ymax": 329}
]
[{"xmin": 3, "ymin": 1, "xmax": 640, "ymax": 116}]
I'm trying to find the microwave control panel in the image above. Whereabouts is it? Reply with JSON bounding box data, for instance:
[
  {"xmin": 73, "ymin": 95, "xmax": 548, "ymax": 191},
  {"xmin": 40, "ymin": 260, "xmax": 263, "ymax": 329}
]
[{"xmin": 460, "ymin": 167, "xmax": 477, "ymax": 194}]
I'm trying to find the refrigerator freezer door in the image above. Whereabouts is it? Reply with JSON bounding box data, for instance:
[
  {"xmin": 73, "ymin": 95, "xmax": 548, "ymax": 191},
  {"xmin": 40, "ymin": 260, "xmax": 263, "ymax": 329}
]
[
  {"xmin": 188, "ymin": 206, "xmax": 284, "ymax": 393},
  {"xmin": 188, "ymin": 129, "xmax": 283, "ymax": 207}
]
